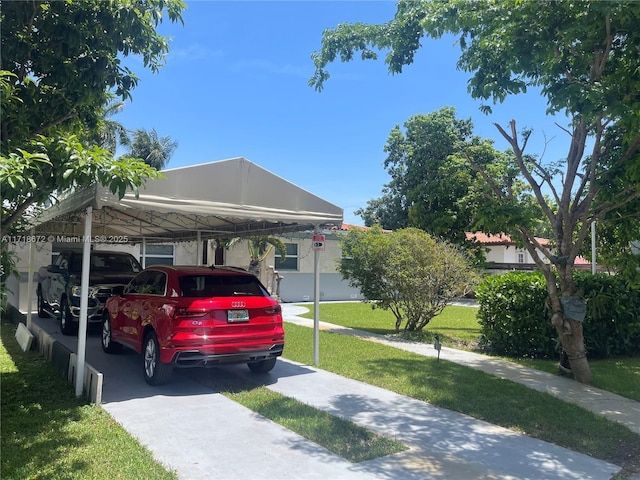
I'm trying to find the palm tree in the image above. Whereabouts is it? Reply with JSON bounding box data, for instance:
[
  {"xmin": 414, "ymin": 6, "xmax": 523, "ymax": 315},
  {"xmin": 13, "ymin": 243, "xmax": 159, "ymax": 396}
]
[
  {"xmin": 92, "ymin": 98, "xmax": 131, "ymax": 154},
  {"xmin": 220, "ymin": 236, "xmax": 287, "ymax": 284},
  {"xmin": 125, "ymin": 128, "xmax": 178, "ymax": 170}
]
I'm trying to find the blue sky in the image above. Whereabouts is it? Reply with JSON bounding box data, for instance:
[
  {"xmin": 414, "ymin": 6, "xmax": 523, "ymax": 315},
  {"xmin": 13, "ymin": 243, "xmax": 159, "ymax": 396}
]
[{"xmin": 115, "ymin": 1, "xmax": 571, "ymax": 225}]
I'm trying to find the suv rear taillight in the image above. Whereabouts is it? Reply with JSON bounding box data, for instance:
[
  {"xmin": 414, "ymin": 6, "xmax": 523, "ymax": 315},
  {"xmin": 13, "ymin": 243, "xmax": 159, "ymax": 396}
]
[
  {"xmin": 262, "ymin": 305, "xmax": 282, "ymax": 315},
  {"xmin": 163, "ymin": 304, "xmax": 208, "ymax": 319}
]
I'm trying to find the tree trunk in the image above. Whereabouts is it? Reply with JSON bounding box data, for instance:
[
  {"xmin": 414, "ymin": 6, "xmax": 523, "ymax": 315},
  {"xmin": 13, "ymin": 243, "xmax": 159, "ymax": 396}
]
[{"xmin": 545, "ymin": 267, "xmax": 592, "ymax": 385}]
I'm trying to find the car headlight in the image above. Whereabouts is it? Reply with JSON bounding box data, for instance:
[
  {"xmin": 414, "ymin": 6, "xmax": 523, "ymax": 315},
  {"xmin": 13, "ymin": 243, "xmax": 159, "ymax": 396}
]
[{"xmin": 71, "ymin": 286, "xmax": 99, "ymax": 298}]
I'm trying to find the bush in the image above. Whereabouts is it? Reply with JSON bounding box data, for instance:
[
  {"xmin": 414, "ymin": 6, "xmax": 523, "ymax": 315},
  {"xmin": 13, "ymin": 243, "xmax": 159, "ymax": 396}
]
[
  {"xmin": 476, "ymin": 270, "xmax": 640, "ymax": 359},
  {"xmin": 576, "ymin": 272, "xmax": 640, "ymax": 358},
  {"xmin": 476, "ymin": 272, "xmax": 555, "ymax": 357}
]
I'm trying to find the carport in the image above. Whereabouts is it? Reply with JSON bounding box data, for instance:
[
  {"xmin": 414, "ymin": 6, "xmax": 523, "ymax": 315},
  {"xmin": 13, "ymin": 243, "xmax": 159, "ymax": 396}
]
[{"xmin": 26, "ymin": 157, "xmax": 343, "ymax": 397}]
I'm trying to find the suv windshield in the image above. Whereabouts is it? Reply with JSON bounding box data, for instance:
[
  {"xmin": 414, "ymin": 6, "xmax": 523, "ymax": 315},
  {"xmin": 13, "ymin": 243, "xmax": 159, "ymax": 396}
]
[
  {"xmin": 179, "ymin": 275, "xmax": 268, "ymax": 298},
  {"xmin": 68, "ymin": 253, "xmax": 141, "ymax": 273}
]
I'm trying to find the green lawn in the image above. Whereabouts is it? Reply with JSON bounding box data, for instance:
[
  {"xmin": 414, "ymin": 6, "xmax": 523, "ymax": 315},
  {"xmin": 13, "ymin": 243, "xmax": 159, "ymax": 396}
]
[
  {"xmin": 283, "ymin": 321, "xmax": 640, "ymax": 475},
  {"xmin": 0, "ymin": 322, "xmax": 177, "ymax": 480},
  {"xmin": 296, "ymin": 301, "xmax": 640, "ymax": 401}
]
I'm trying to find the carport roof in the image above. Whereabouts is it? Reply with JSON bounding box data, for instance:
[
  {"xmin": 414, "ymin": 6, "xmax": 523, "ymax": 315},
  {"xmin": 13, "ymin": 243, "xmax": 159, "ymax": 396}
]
[{"xmin": 32, "ymin": 157, "xmax": 343, "ymax": 242}]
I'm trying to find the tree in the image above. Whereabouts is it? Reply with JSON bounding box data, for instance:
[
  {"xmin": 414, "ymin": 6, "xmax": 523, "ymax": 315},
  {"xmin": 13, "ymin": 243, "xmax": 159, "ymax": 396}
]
[
  {"xmin": 93, "ymin": 98, "xmax": 131, "ymax": 155},
  {"xmin": 1, "ymin": 0, "xmax": 186, "ymax": 233},
  {"xmin": 310, "ymin": 0, "xmax": 640, "ymax": 384},
  {"xmin": 340, "ymin": 226, "xmax": 478, "ymax": 332},
  {"xmin": 221, "ymin": 236, "xmax": 287, "ymax": 285},
  {"xmin": 124, "ymin": 128, "xmax": 178, "ymax": 170},
  {"xmin": 358, "ymin": 108, "xmax": 475, "ymax": 238},
  {"xmin": 357, "ymin": 107, "xmax": 514, "ymax": 264}
]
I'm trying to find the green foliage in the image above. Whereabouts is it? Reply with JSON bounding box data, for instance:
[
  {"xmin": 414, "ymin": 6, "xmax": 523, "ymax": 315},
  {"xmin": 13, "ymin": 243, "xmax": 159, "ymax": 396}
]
[
  {"xmin": 476, "ymin": 271, "xmax": 640, "ymax": 358},
  {"xmin": 577, "ymin": 272, "xmax": 640, "ymax": 358},
  {"xmin": 476, "ymin": 272, "xmax": 555, "ymax": 358},
  {"xmin": 357, "ymin": 108, "xmax": 493, "ymax": 247},
  {"xmin": 0, "ymin": 0, "xmax": 186, "ymax": 232},
  {"xmin": 0, "ymin": 133, "xmax": 162, "ymax": 229},
  {"xmin": 339, "ymin": 226, "xmax": 479, "ymax": 331}
]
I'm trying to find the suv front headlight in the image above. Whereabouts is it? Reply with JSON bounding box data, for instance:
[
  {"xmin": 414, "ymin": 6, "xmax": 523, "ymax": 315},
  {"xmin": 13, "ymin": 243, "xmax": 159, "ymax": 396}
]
[{"xmin": 71, "ymin": 286, "xmax": 99, "ymax": 298}]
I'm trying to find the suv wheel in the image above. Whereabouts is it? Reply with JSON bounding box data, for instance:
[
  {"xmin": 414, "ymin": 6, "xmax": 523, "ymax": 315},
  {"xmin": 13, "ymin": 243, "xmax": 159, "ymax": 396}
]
[
  {"xmin": 142, "ymin": 331, "xmax": 173, "ymax": 385},
  {"xmin": 59, "ymin": 298, "xmax": 77, "ymax": 336},
  {"xmin": 247, "ymin": 357, "xmax": 277, "ymax": 373},
  {"xmin": 101, "ymin": 314, "xmax": 122, "ymax": 354},
  {"xmin": 37, "ymin": 287, "xmax": 47, "ymax": 318}
]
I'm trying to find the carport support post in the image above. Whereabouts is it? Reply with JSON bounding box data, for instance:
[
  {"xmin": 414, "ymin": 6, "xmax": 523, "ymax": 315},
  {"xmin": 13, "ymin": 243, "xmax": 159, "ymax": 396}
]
[
  {"xmin": 313, "ymin": 226, "xmax": 320, "ymax": 366},
  {"xmin": 26, "ymin": 228, "xmax": 35, "ymax": 330},
  {"xmin": 75, "ymin": 206, "xmax": 92, "ymax": 398}
]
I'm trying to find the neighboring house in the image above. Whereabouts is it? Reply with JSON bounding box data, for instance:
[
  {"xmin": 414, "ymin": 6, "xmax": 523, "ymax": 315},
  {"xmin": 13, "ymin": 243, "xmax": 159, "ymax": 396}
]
[{"xmin": 466, "ymin": 231, "xmax": 593, "ymax": 273}]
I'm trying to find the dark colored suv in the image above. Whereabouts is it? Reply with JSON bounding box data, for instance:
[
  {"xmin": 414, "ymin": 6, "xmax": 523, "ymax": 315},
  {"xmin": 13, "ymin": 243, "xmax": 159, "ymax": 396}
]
[
  {"xmin": 37, "ymin": 249, "xmax": 142, "ymax": 335},
  {"xmin": 102, "ymin": 265, "xmax": 285, "ymax": 385}
]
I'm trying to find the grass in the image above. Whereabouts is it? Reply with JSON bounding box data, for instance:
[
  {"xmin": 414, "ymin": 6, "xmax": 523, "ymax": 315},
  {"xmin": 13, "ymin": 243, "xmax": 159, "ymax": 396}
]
[
  {"xmin": 298, "ymin": 301, "xmax": 482, "ymax": 347},
  {"xmin": 297, "ymin": 301, "xmax": 640, "ymax": 401},
  {"xmin": 226, "ymin": 387, "xmax": 406, "ymax": 462},
  {"xmin": 283, "ymin": 321, "xmax": 640, "ymax": 474},
  {"xmin": 0, "ymin": 322, "xmax": 177, "ymax": 480}
]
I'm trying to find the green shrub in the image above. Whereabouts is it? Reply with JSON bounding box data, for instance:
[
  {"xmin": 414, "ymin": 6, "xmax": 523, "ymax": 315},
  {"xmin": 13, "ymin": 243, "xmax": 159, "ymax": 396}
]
[
  {"xmin": 576, "ymin": 272, "xmax": 640, "ymax": 358},
  {"xmin": 476, "ymin": 270, "xmax": 640, "ymax": 359},
  {"xmin": 476, "ymin": 272, "xmax": 555, "ymax": 357}
]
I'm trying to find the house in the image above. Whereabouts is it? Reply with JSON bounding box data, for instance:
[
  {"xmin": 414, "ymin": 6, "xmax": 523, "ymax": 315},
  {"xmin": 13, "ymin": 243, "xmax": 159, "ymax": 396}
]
[
  {"xmin": 224, "ymin": 224, "xmax": 365, "ymax": 303},
  {"xmin": 466, "ymin": 231, "xmax": 593, "ymax": 272}
]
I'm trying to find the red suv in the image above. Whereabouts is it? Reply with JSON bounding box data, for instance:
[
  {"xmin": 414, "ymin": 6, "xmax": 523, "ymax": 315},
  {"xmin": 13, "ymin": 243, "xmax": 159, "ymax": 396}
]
[{"xmin": 102, "ymin": 265, "xmax": 285, "ymax": 385}]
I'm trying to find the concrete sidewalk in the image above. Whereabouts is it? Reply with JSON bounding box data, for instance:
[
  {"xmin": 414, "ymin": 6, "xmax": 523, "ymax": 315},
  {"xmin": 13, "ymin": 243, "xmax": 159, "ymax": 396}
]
[{"xmin": 282, "ymin": 304, "xmax": 640, "ymax": 436}]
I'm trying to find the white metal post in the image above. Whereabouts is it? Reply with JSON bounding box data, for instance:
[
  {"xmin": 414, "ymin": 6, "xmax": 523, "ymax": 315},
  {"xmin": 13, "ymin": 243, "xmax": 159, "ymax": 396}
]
[
  {"xmin": 141, "ymin": 237, "xmax": 146, "ymax": 268},
  {"xmin": 197, "ymin": 231, "xmax": 202, "ymax": 265},
  {"xmin": 75, "ymin": 206, "xmax": 92, "ymax": 397},
  {"xmin": 26, "ymin": 228, "xmax": 35, "ymax": 330},
  {"xmin": 313, "ymin": 228, "xmax": 320, "ymax": 366}
]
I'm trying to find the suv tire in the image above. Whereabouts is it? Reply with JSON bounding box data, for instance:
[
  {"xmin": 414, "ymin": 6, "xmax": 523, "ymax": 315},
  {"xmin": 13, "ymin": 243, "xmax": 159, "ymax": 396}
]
[
  {"xmin": 247, "ymin": 357, "xmax": 277, "ymax": 373},
  {"xmin": 101, "ymin": 314, "xmax": 122, "ymax": 354},
  {"xmin": 142, "ymin": 331, "xmax": 173, "ymax": 385},
  {"xmin": 59, "ymin": 298, "xmax": 77, "ymax": 336}
]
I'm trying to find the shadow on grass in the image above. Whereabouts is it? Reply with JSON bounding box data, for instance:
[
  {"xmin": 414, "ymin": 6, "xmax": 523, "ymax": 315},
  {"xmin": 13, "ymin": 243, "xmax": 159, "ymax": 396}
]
[{"xmin": 1, "ymin": 321, "xmax": 92, "ymax": 479}]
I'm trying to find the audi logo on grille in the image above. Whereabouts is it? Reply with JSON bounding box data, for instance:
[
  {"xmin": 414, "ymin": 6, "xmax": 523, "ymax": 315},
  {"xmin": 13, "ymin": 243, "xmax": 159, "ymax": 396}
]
[{"xmin": 231, "ymin": 301, "xmax": 246, "ymax": 308}]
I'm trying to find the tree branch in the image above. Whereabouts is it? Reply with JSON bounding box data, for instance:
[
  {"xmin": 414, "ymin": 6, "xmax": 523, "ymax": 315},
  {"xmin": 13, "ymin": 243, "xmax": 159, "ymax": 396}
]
[
  {"xmin": 2, "ymin": 196, "xmax": 38, "ymax": 231},
  {"xmin": 33, "ymin": 108, "xmax": 78, "ymax": 136},
  {"xmin": 493, "ymin": 120, "xmax": 557, "ymax": 223}
]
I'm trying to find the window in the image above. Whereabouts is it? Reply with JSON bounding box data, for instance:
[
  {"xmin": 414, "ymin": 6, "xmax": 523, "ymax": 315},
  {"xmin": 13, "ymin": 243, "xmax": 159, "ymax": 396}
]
[
  {"xmin": 275, "ymin": 243, "xmax": 298, "ymax": 270},
  {"xmin": 125, "ymin": 270, "xmax": 166, "ymax": 295},
  {"xmin": 517, "ymin": 251, "xmax": 525, "ymax": 263},
  {"xmin": 142, "ymin": 244, "xmax": 174, "ymax": 266}
]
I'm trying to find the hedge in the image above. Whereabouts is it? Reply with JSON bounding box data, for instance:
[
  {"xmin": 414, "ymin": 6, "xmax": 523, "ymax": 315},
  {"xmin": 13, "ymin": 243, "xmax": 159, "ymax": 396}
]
[{"xmin": 476, "ymin": 271, "xmax": 640, "ymax": 359}]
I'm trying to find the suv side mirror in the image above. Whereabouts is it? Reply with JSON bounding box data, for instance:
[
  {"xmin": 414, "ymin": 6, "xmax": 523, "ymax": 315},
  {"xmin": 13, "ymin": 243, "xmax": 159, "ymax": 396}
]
[{"xmin": 47, "ymin": 264, "xmax": 65, "ymax": 274}]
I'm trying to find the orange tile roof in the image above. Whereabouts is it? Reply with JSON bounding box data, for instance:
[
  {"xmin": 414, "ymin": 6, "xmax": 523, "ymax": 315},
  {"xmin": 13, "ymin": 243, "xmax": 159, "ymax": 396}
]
[{"xmin": 465, "ymin": 231, "xmax": 550, "ymax": 246}]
